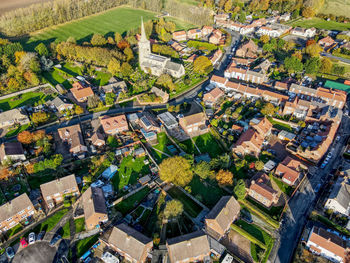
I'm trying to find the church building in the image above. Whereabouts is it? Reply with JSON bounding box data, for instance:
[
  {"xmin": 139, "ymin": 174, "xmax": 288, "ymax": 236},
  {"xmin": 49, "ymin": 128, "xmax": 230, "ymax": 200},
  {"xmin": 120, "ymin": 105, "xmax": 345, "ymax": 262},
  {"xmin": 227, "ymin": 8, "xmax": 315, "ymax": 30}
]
[{"xmin": 138, "ymin": 18, "xmax": 185, "ymax": 78}]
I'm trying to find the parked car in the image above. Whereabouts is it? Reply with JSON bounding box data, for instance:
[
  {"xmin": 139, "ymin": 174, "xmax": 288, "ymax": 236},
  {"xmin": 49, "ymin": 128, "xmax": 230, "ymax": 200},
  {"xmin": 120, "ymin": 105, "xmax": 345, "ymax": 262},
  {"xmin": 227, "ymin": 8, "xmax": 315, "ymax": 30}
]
[
  {"xmin": 6, "ymin": 247, "xmax": 15, "ymax": 259},
  {"xmin": 28, "ymin": 232, "xmax": 36, "ymax": 244},
  {"xmin": 20, "ymin": 238, "xmax": 28, "ymax": 248},
  {"xmin": 50, "ymin": 235, "xmax": 62, "ymax": 246},
  {"xmin": 37, "ymin": 231, "xmax": 45, "ymax": 241},
  {"xmin": 91, "ymin": 180, "xmax": 104, "ymax": 188}
]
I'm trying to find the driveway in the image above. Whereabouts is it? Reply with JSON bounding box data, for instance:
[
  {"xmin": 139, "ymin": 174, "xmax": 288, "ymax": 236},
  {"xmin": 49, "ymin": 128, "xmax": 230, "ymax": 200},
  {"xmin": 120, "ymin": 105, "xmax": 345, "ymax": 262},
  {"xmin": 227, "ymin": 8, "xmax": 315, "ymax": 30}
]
[{"xmin": 12, "ymin": 242, "xmax": 57, "ymax": 263}]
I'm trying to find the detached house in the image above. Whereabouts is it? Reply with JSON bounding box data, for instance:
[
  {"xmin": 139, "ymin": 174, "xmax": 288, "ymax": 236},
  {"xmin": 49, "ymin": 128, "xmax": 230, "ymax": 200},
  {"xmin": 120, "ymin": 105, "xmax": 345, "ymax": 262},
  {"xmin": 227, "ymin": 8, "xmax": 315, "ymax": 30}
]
[
  {"xmin": 202, "ymin": 26, "xmax": 214, "ymax": 37},
  {"xmin": 205, "ymin": 196, "xmax": 240, "ymax": 240},
  {"xmin": 325, "ymin": 177, "xmax": 350, "ymax": 216},
  {"xmin": 58, "ymin": 124, "xmax": 87, "ymax": 155},
  {"xmin": 306, "ymin": 225, "xmax": 346, "ymax": 263},
  {"xmin": 203, "ymin": 87, "xmax": 224, "ymax": 107},
  {"xmin": 209, "ymin": 29, "xmax": 223, "ymax": 45},
  {"xmin": 179, "ymin": 112, "xmax": 208, "ymax": 137},
  {"xmin": 100, "ymin": 114, "xmax": 128, "ymax": 135},
  {"xmin": 50, "ymin": 97, "xmax": 74, "ymax": 112},
  {"xmin": 318, "ymin": 36, "xmax": 335, "ymax": 48},
  {"xmin": 0, "ymin": 193, "xmax": 35, "ymax": 233},
  {"xmin": 166, "ymin": 230, "xmax": 211, "ymax": 263},
  {"xmin": 275, "ymin": 156, "xmax": 305, "ymax": 186},
  {"xmin": 0, "ymin": 142, "xmax": 26, "ymax": 163},
  {"xmin": 70, "ymin": 82, "xmax": 94, "ymax": 103},
  {"xmin": 106, "ymin": 223, "xmax": 153, "ymax": 263},
  {"xmin": 235, "ymin": 40, "xmax": 258, "ymax": 58},
  {"xmin": 291, "ymin": 27, "xmax": 316, "ymax": 38},
  {"xmin": 248, "ymin": 173, "xmax": 279, "ymax": 207},
  {"xmin": 82, "ymin": 187, "xmax": 108, "ymax": 230},
  {"xmin": 0, "ymin": 108, "xmax": 30, "ymax": 129},
  {"xmin": 187, "ymin": 28, "xmax": 202, "ymax": 39},
  {"xmin": 40, "ymin": 174, "xmax": 79, "ymax": 209}
]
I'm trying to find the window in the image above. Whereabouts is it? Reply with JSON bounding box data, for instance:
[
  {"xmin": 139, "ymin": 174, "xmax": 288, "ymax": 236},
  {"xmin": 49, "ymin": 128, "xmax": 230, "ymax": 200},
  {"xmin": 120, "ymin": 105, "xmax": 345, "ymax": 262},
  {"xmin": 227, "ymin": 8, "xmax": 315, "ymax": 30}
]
[
  {"xmin": 18, "ymin": 210, "xmax": 24, "ymax": 215},
  {"xmin": 6, "ymin": 217, "xmax": 12, "ymax": 222},
  {"xmin": 46, "ymin": 196, "xmax": 51, "ymax": 200},
  {"xmin": 27, "ymin": 206, "xmax": 31, "ymax": 210},
  {"xmin": 63, "ymin": 190, "xmax": 68, "ymax": 194},
  {"xmin": 21, "ymin": 214, "xmax": 27, "ymax": 219}
]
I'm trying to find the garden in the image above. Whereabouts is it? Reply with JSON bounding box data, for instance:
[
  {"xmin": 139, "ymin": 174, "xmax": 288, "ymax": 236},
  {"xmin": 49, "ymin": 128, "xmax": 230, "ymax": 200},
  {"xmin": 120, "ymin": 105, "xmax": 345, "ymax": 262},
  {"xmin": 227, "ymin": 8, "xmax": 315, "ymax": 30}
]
[
  {"xmin": 0, "ymin": 91, "xmax": 54, "ymax": 111},
  {"xmin": 181, "ymin": 132, "xmax": 224, "ymax": 158},
  {"xmin": 114, "ymin": 187, "xmax": 151, "ymax": 216}
]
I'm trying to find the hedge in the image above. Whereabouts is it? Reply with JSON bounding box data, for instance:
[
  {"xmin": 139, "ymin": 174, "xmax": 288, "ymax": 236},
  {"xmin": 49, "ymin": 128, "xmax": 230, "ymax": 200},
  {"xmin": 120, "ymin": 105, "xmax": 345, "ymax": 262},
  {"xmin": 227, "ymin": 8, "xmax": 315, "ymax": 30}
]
[{"xmin": 230, "ymin": 224, "xmax": 267, "ymax": 249}]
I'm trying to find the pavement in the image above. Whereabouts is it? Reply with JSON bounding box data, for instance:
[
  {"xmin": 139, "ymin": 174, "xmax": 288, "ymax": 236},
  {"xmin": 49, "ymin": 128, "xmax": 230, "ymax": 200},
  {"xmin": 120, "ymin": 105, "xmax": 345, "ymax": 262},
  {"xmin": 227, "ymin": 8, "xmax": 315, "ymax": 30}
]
[
  {"xmin": 321, "ymin": 52, "xmax": 350, "ymax": 64},
  {"xmin": 12, "ymin": 241, "xmax": 57, "ymax": 263},
  {"xmin": 270, "ymin": 112, "xmax": 350, "ymax": 263}
]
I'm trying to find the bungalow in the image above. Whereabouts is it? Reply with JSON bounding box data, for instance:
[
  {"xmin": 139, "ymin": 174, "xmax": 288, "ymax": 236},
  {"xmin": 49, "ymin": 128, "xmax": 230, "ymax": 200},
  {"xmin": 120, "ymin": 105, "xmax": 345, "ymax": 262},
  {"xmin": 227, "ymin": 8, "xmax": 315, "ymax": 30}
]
[
  {"xmin": 0, "ymin": 142, "xmax": 26, "ymax": 163},
  {"xmin": 187, "ymin": 28, "xmax": 202, "ymax": 39},
  {"xmin": 100, "ymin": 115, "xmax": 128, "ymax": 135},
  {"xmin": 70, "ymin": 82, "xmax": 94, "ymax": 103},
  {"xmin": 172, "ymin": 31, "xmax": 187, "ymax": 42},
  {"xmin": 82, "ymin": 187, "xmax": 108, "ymax": 230},
  {"xmin": 203, "ymin": 87, "xmax": 224, "ymax": 107},
  {"xmin": 106, "ymin": 224, "xmax": 153, "ymax": 263},
  {"xmin": 291, "ymin": 27, "xmax": 316, "ymax": 38},
  {"xmin": 205, "ymin": 196, "xmax": 240, "ymax": 240},
  {"xmin": 157, "ymin": 112, "xmax": 178, "ymax": 130},
  {"xmin": 179, "ymin": 112, "xmax": 208, "ymax": 137},
  {"xmin": 49, "ymin": 97, "xmax": 74, "ymax": 112},
  {"xmin": 248, "ymin": 173, "xmax": 279, "ymax": 207},
  {"xmin": 58, "ymin": 124, "xmax": 87, "ymax": 155},
  {"xmin": 0, "ymin": 108, "xmax": 30, "ymax": 129},
  {"xmin": 166, "ymin": 231, "xmax": 210, "ymax": 263},
  {"xmin": 318, "ymin": 36, "xmax": 335, "ymax": 48}
]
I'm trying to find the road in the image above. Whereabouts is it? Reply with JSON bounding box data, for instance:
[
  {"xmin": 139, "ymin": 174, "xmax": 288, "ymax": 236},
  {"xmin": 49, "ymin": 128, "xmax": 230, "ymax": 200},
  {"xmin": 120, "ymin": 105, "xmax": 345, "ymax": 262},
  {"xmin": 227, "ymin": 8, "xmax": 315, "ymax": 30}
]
[
  {"xmin": 270, "ymin": 112, "xmax": 350, "ymax": 263},
  {"xmin": 321, "ymin": 52, "xmax": 350, "ymax": 64}
]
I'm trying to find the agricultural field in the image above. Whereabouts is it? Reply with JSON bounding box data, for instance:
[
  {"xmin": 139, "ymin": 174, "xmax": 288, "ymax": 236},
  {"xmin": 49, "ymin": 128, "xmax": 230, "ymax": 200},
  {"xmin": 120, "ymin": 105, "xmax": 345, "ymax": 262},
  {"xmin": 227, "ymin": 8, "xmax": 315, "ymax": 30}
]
[
  {"xmin": 22, "ymin": 6, "xmax": 195, "ymax": 50},
  {"xmin": 320, "ymin": 0, "xmax": 350, "ymax": 18},
  {"xmin": 290, "ymin": 17, "xmax": 350, "ymax": 31}
]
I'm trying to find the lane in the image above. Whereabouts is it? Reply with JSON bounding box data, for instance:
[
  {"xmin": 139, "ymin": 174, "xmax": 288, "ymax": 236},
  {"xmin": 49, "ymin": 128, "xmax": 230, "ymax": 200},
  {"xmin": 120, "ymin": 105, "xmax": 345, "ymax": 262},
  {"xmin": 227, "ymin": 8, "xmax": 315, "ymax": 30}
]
[{"xmin": 321, "ymin": 52, "xmax": 350, "ymax": 64}]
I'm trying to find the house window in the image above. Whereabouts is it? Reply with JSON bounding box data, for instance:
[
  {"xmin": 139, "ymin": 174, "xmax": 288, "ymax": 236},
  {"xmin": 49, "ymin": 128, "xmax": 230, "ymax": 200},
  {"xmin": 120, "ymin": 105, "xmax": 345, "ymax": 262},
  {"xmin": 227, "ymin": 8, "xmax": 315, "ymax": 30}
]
[
  {"xmin": 27, "ymin": 206, "xmax": 31, "ymax": 210},
  {"xmin": 6, "ymin": 217, "xmax": 12, "ymax": 222},
  {"xmin": 18, "ymin": 210, "xmax": 24, "ymax": 215},
  {"xmin": 9, "ymin": 221, "xmax": 16, "ymax": 227},
  {"xmin": 21, "ymin": 214, "xmax": 27, "ymax": 219}
]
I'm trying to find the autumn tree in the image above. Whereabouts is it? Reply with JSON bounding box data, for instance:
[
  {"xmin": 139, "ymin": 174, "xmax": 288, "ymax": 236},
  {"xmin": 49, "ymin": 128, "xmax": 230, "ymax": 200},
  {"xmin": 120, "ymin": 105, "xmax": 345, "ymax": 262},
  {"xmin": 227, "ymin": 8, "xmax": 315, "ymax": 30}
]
[
  {"xmin": 164, "ymin": 199, "xmax": 184, "ymax": 219},
  {"xmin": 159, "ymin": 156, "xmax": 193, "ymax": 187},
  {"xmin": 0, "ymin": 168, "xmax": 11, "ymax": 180},
  {"xmin": 255, "ymin": 160, "xmax": 264, "ymax": 171},
  {"xmin": 233, "ymin": 179, "xmax": 246, "ymax": 200},
  {"xmin": 35, "ymin": 43, "xmax": 49, "ymax": 57},
  {"xmin": 305, "ymin": 43, "xmax": 322, "ymax": 57},
  {"xmin": 107, "ymin": 58, "xmax": 121, "ymax": 75},
  {"xmin": 120, "ymin": 62, "xmax": 133, "ymax": 77},
  {"xmin": 261, "ymin": 103, "xmax": 277, "ymax": 116},
  {"xmin": 302, "ymin": 6, "xmax": 315, "ymax": 18},
  {"xmin": 75, "ymin": 105, "xmax": 84, "ymax": 115},
  {"xmin": 194, "ymin": 161, "xmax": 214, "ymax": 180},
  {"xmin": 260, "ymin": 34, "xmax": 270, "ymax": 44},
  {"xmin": 31, "ymin": 112, "xmax": 50, "ymax": 125},
  {"xmin": 216, "ymin": 169, "xmax": 233, "ymax": 186},
  {"xmin": 320, "ymin": 57, "xmax": 333, "ymax": 73},
  {"xmin": 123, "ymin": 47, "xmax": 134, "ymax": 61},
  {"xmin": 18, "ymin": 131, "xmax": 33, "ymax": 144},
  {"xmin": 193, "ymin": 56, "xmax": 213, "ymax": 75},
  {"xmin": 114, "ymin": 32, "xmax": 123, "ymax": 44},
  {"xmin": 90, "ymin": 34, "xmax": 107, "ymax": 46},
  {"xmin": 305, "ymin": 57, "xmax": 321, "ymax": 74}
]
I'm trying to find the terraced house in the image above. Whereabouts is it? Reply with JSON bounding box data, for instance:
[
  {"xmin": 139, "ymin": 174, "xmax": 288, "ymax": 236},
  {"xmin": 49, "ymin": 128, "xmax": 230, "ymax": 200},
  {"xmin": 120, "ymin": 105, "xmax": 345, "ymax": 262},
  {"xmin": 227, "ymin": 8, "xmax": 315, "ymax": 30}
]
[
  {"xmin": 40, "ymin": 174, "xmax": 79, "ymax": 209},
  {"xmin": 0, "ymin": 193, "xmax": 35, "ymax": 233}
]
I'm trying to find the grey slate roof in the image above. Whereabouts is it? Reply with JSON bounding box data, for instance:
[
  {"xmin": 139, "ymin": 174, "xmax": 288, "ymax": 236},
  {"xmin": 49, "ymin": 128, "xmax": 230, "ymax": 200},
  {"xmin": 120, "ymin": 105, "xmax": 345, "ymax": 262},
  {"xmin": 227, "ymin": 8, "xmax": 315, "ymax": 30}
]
[{"xmin": 328, "ymin": 182, "xmax": 350, "ymax": 211}]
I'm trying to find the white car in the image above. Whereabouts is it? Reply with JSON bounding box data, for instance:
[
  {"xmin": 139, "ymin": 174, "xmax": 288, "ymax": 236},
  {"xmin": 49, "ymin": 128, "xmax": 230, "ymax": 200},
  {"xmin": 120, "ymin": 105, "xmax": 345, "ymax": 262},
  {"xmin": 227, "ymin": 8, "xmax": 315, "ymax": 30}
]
[{"xmin": 28, "ymin": 232, "xmax": 35, "ymax": 245}]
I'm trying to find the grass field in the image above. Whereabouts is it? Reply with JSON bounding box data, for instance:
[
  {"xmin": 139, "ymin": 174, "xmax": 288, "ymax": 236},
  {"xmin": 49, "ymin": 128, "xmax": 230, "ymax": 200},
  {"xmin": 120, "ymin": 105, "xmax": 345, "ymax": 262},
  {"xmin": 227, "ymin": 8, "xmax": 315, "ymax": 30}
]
[
  {"xmin": 5, "ymin": 124, "xmax": 30, "ymax": 138},
  {"xmin": 75, "ymin": 234, "xmax": 99, "ymax": 258},
  {"xmin": 0, "ymin": 91, "xmax": 53, "ymax": 111},
  {"xmin": 115, "ymin": 187, "xmax": 150, "ymax": 215},
  {"xmin": 320, "ymin": 0, "xmax": 350, "ymax": 17},
  {"xmin": 74, "ymin": 218, "xmax": 85, "ymax": 233},
  {"xmin": 23, "ymin": 6, "xmax": 195, "ymax": 50},
  {"xmin": 290, "ymin": 17, "xmax": 350, "ymax": 31},
  {"xmin": 33, "ymin": 209, "xmax": 69, "ymax": 233},
  {"xmin": 182, "ymin": 132, "xmax": 224, "ymax": 158}
]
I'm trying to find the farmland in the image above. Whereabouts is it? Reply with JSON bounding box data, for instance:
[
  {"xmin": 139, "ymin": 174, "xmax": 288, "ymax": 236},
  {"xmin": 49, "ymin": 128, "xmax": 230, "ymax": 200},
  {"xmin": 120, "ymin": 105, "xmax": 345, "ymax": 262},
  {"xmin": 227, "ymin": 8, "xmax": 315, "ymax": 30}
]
[
  {"xmin": 289, "ymin": 17, "xmax": 350, "ymax": 31},
  {"xmin": 320, "ymin": 0, "xmax": 350, "ymax": 18},
  {"xmin": 22, "ymin": 6, "xmax": 195, "ymax": 50}
]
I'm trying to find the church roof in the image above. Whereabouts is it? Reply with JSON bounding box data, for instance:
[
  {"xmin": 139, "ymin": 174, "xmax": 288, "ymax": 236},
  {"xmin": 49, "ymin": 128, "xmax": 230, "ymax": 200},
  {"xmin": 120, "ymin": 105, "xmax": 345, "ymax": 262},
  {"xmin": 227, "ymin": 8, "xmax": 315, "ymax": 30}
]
[{"xmin": 165, "ymin": 61, "xmax": 182, "ymax": 71}]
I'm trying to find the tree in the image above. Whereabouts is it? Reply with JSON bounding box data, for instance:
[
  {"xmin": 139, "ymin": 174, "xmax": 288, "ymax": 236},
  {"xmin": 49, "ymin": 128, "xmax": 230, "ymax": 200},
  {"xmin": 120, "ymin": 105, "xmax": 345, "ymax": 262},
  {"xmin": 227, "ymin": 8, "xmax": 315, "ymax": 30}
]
[
  {"xmin": 107, "ymin": 135, "xmax": 119, "ymax": 148},
  {"xmin": 332, "ymin": 64, "xmax": 345, "ymax": 76},
  {"xmin": 75, "ymin": 105, "xmax": 84, "ymax": 115},
  {"xmin": 261, "ymin": 103, "xmax": 277, "ymax": 116},
  {"xmin": 107, "ymin": 58, "xmax": 121, "ymax": 75},
  {"xmin": 238, "ymin": 11, "xmax": 246, "ymax": 23},
  {"xmin": 302, "ymin": 6, "xmax": 315, "ymax": 18},
  {"xmin": 17, "ymin": 131, "xmax": 33, "ymax": 144},
  {"xmin": 40, "ymin": 56, "xmax": 53, "ymax": 71},
  {"xmin": 255, "ymin": 160, "xmax": 264, "ymax": 171},
  {"xmin": 234, "ymin": 179, "xmax": 246, "ymax": 200},
  {"xmin": 90, "ymin": 34, "xmax": 107, "ymax": 46},
  {"xmin": 105, "ymin": 92, "xmax": 116, "ymax": 105},
  {"xmin": 284, "ymin": 56, "xmax": 303, "ymax": 73},
  {"xmin": 114, "ymin": 32, "xmax": 123, "ymax": 44},
  {"xmin": 320, "ymin": 58, "xmax": 333, "ymax": 73},
  {"xmin": 260, "ymin": 35, "xmax": 270, "ymax": 44},
  {"xmin": 194, "ymin": 161, "xmax": 214, "ymax": 180},
  {"xmin": 35, "ymin": 43, "xmax": 49, "ymax": 57},
  {"xmin": 193, "ymin": 56, "xmax": 213, "ymax": 75},
  {"xmin": 156, "ymin": 74, "xmax": 176, "ymax": 91},
  {"xmin": 120, "ymin": 62, "xmax": 133, "ymax": 77},
  {"xmin": 305, "ymin": 43, "xmax": 322, "ymax": 57},
  {"xmin": 87, "ymin": 95, "xmax": 101, "ymax": 109},
  {"xmin": 123, "ymin": 47, "xmax": 134, "ymax": 61},
  {"xmin": 164, "ymin": 200, "xmax": 184, "ymax": 219},
  {"xmin": 305, "ymin": 57, "xmax": 321, "ymax": 74},
  {"xmin": 0, "ymin": 168, "xmax": 11, "ymax": 180},
  {"xmin": 224, "ymin": 0, "xmax": 232, "ymax": 12},
  {"xmin": 159, "ymin": 156, "xmax": 193, "ymax": 187},
  {"xmin": 31, "ymin": 112, "xmax": 50, "ymax": 125},
  {"xmin": 216, "ymin": 169, "xmax": 233, "ymax": 186}
]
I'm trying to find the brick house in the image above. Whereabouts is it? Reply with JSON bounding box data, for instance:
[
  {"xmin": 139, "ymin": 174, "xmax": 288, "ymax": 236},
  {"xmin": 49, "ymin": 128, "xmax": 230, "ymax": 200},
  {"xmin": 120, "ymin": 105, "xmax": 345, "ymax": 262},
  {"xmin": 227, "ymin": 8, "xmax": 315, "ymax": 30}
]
[
  {"xmin": 82, "ymin": 187, "xmax": 108, "ymax": 230},
  {"xmin": 40, "ymin": 174, "xmax": 79, "ymax": 209},
  {"xmin": 235, "ymin": 40, "xmax": 258, "ymax": 58},
  {"xmin": 203, "ymin": 87, "xmax": 224, "ymax": 107},
  {"xmin": 248, "ymin": 173, "xmax": 279, "ymax": 207},
  {"xmin": 179, "ymin": 112, "xmax": 208, "ymax": 137},
  {"xmin": 275, "ymin": 156, "xmax": 305, "ymax": 186},
  {"xmin": 100, "ymin": 114, "xmax": 128, "ymax": 135},
  {"xmin": 0, "ymin": 193, "xmax": 35, "ymax": 233},
  {"xmin": 106, "ymin": 223, "xmax": 153, "ymax": 263},
  {"xmin": 166, "ymin": 230, "xmax": 211, "ymax": 263},
  {"xmin": 318, "ymin": 36, "xmax": 335, "ymax": 48},
  {"xmin": 58, "ymin": 124, "xmax": 88, "ymax": 155},
  {"xmin": 205, "ymin": 196, "xmax": 240, "ymax": 240},
  {"xmin": 70, "ymin": 82, "xmax": 94, "ymax": 103}
]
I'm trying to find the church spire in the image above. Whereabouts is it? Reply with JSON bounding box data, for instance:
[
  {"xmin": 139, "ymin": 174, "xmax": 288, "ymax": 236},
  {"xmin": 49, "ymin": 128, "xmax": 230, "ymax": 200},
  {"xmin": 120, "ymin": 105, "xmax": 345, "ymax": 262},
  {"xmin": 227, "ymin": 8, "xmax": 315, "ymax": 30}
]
[{"xmin": 140, "ymin": 17, "xmax": 148, "ymax": 42}]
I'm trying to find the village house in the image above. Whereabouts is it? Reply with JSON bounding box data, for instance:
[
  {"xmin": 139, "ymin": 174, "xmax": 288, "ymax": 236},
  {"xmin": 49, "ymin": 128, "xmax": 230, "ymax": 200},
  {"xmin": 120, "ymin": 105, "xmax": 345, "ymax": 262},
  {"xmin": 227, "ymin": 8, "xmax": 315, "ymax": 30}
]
[
  {"xmin": 279, "ymin": 13, "xmax": 291, "ymax": 21},
  {"xmin": 214, "ymin": 13, "xmax": 230, "ymax": 24},
  {"xmin": 316, "ymin": 87, "xmax": 347, "ymax": 109},
  {"xmin": 224, "ymin": 64, "xmax": 267, "ymax": 84},
  {"xmin": 106, "ymin": 223, "xmax": 153, "ymax": 263},
  {"xmin": 0, "ymin": 108, "xmax": 30, "ymax": 129},
  {"xmin": 291, "ymin": 27, "xmax": 317, "ymax": 38},
  {"xmin": 90, "ymin": 132, "xmax": 105, "ymax": 147},
  {"xmin": 235, "ymin": 40, "xmax": 258, "ymax": 58},
  {"xmin": 205, "ymin": 196, "xmax": 240, "ymax": 240},
  {"xmin": 209, "ymin": 29, "xmax": 223, "ymax": 45},
  {"xmin": 0, "ymin": 142, "xmax": 26, "ymax": 163},
  {"xmin": 306, "ymin": 225, "xmax": 346, "ymax": 263},
  {"xmin": 240, "ymin": 24, "xmax": 255, "ymax": 35},
  {"xmin": 70, "ymin": 82, "xmax": 94, "ymax": 103},
  {"xmin": 172, "ymin": 31, "xmax": 187, "ymax": 42},
  {"xmin": 49, "ymin": 97, "xmax": 74, "ymax": 112},
  {"xmin": 82, "ymin": 187, "xmax": 108, "ymax": 230},
  {"xmin": 99, "ymin": 114, "xmax": 129, "ymax": 135},
  {"xmin": 282, "ymin": 97, "xmax": 312, "ymax": 120},
  {"xmin": 248, "ymin": 173, "xmax": 279, "ymax": 207},
  {"xmin": 202, "ymin": 26, "xmax": 214, "ymax": 37},
  {"xmin": 100, "ymin": 78, "xmax": 127, "ymax": 94},
  {"xmin": 203, "ymin": 87, "xmax": 224, "ymax": 107},
  {"xmin": 250, "ymin": 18, "xmax": 267, "ymax": 27},
  {"xmin": 179, "ymin": 112, "xmax": 208, "ymax": 137},
  {"xmin": 210, "ymin": 49, "xmax": 223, "ymax": 66},
  {"xmin": 166, "ymin": 230, "xmax": 211, "ymax": 263},
  {"xmin": 275, "ymin": 156, "xmax": 305, "ymax": 186},
  {"xmin": 0, "ymin": 193, "xmax": 35, "ymax": 233},
  {"xmin": 58, "ymin": 124, "xmax": 88, "ymax": 155},
  {"xmin": 187, "ymin": 28, "xmax": 202, "ymax": 39},
  {"xmin": 274, "ymin": 81, "xmax": 289, "ymax": 91},
  {"xmin": 210, "ymin": 75, "xmax": 228, "ymax": 89},
  {"xmin": 256, "ymin": 23, "xmax": 291, "ymax": 37},
  {"xmin": 318, "ymin": 36, "xmax": 336, "ymax": 48},
  {"xmin": 40, "ymin": 174, "xmax": 79, "ymax": 209},
  {"xmin": 150, "ymin": 86, "xmax": 169, "ymax": 103},
  {"xmin": 139, "ymin": 112, "xmax": 161, "ymax": 133},
  {"xmin": 232, "ymin": 117, "xmax": 272, "ymax": 157},
  {"xmin": 325, "ymin": 176, "xmax": 350, "ymax": 216}
]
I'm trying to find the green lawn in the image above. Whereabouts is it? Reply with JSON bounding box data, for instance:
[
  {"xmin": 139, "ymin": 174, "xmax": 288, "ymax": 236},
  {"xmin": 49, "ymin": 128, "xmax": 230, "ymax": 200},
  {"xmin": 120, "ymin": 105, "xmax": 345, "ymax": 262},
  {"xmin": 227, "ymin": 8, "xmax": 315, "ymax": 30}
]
[
  {"xmin": 246, "ymin": 198, "xmax": 284, "ymax": 221},
  {"xmin": 33, "ymin": 209, "xmax": 69, "ymax": 233},
  {"xmin": 61, "ymin": 221, "xmax": 70, "ymax": 238},
  {"xmin": 290, "ymin": 17, "xmax": 350, "ymax": 31},
  {"xmin": 0, "ymin": 92, "xmax": 54, "ymax": 111},
  {"xmin": 181, "ymin": 132, "xmax": 223, "ymax": 158},
  {"xmin": 167, "ymin": 186, "xmax": 203, "ymax": 218},
  {"xmin": 189, "ymin": 176, "xmax": 226, "ymax": 208},
  {"xmin": 74, "ymin": 218, "xmax": 85, "ymax": 233},
  {"xmin": 152, "ymin": 132, "xmax": 174, "ymax": 162},
  {"xmin": 5, "ymin": 124, "xmax": 30, "ymax": 138},
  {"xmin": 272, "ymin": 176, "xmax": 294, "ymax": 196},
  {"xmin": 28, "ymin": 170, "xmax": 56, "ymax": 190},
  {"xmin": 75, "ymin": 234, "xmax": 99, "ymax": 258},
  {"xmin": 320, "ymin": 0, "xmax": 350, "ymax": 18},
  {"xmin": 23, "ymin": 7, "xmax": 194, "ymax": 50},
  {"xmin": 6, "ymin": 224, "xmax": 23, "ymax": 239},
  {"xmin": 268, "ymin": 117, "xmax": 293, "ymax": 132},
  {"xmin": 115, "ymin": 187, "xmax": 150, "ymax": 215},
  {"xmin": 111, "ymin": 155, "xmax": 150, "ymax": 190},
  {"xmin": 234, "ymin": 219, "xmax": 273, "ymax": 247}
]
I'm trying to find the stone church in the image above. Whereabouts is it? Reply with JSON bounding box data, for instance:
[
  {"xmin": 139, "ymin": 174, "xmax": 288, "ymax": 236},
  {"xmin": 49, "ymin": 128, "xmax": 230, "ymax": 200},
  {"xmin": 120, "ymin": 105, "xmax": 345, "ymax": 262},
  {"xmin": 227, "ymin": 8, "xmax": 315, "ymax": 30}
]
[{"xmin": 138, "ymin": 19, "xmax": 185, "ymax": 78}]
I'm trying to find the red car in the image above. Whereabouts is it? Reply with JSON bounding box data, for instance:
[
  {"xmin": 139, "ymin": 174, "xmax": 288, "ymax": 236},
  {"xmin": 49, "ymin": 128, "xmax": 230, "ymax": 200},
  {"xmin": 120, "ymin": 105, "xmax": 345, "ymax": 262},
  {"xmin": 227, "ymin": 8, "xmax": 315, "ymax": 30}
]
[{"xmin": 20, "ymin": 238, "xmax": 28, "ymax": 248}]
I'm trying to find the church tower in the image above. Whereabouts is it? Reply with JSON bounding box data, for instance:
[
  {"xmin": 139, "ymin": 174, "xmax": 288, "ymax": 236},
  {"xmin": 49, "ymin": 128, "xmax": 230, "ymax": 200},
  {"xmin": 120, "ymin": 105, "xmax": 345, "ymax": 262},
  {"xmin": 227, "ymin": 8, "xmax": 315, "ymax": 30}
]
[{"xmin": 138, "ymin": 17, "xmax": 151, "ymax": 64}]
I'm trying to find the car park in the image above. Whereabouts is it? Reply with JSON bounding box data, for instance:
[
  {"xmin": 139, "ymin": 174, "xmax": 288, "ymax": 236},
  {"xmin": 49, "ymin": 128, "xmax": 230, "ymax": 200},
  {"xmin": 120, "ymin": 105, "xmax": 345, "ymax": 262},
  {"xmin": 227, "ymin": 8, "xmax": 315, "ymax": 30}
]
[
  {"xmin": 20, "ymin": 237, "xmax": 28, "ymax": 248},
  {"xmin": 29, "ymin": 232, "xmax": 36, "ymax": 244},
  {"xmin": 50, "ymin": 235, "xmax": 62, "ymax": 246},
  {"xmin": 6, "ymin": 247, "xmax": 15, "ymax": 259},
  {"xmin": 37, "ymin": 231, "xmax": 46, "ymax": 241}
]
